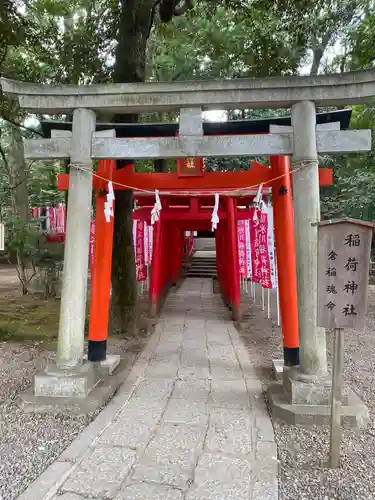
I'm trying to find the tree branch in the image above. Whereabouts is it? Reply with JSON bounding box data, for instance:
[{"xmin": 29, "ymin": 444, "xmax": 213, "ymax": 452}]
[
  {"xmin": 0, "ymin": 143, "xmax": 8, "ymax": 171},
  {"xmin": 0, "ymin": 46, "xmax": 9, "ymax": 75},
  {"xmin": 173, "ymin": 0, "xmax": 194, "ymax": 16},
  {"xmin": 0, "ymin": 115, "xmax": 44, "ymax": 137},
  {"xmin": 147, "ymin": 0, "xmax": 162, "ymax": 39}
]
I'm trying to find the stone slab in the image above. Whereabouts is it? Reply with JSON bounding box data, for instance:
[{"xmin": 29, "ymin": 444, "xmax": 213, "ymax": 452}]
[
  {"xmin": 206, "ymin": 408, "xmax": 253, "ymax": 455},
  {"xmin": 18, "ymin": 356, "xmax": 137, "ymax": 414},
  {"xmin": 255, "ymin": 440, "xmax": 278, "ymax": 461},
  {"xmin": 17, "ymin": 461, "xmax": 73, "ymax": 500},
  {"xmin": 256, "ymin": 415, "xmax": 276, "ymax": 442},
  {"xmin": 132, "ymin": 423, "xmax": 206, "ymax": 489},
  {"xmin": 152, "ymin": 342, "xmax": 182, "ymax": 361},
  {"xmin": 283, "ymin": 373, "xmax": 349, "ymax": 405},
  {"xmin": 210, "ymin": 367, "xmax": 244, "ymax": 381},
  {"xmin": 61, "ymin": 446, "xmax": 136, "ymax": 498},
  {"xmin": 210, "ymin": 379, "xmax": 250, "ymax": 409},
  {"xmin": 5, "ymin": 69, "xmax": 375, "ymax": 113},
  {"xmin": 98, "ymin": 413, "xmax": 157, "ymax": 450},
  {"xmin": 52, "ymin": 494, "xmax": 88, "ymax": 500},
  {"xmin": 186, "ymin": 481, "xmax": 250, "ymax": 500},
  {"xmin": 133, "ymin": 377, "xmax": 174, "ymax": 399},
  {"xmin": 144, "ymin": 360, "xmax": 179, "ymax": 378},
  {"xmin": 115, "ymin": 482, "xmax": 183, "ymax": 500},
  {"xmin": 83, "ymin": 353, "xmax": 121, "ymax": 375},
  {"xmin": 178, "ymin": 365, "xmax": 210, "ymax": 380},
  {"xmin": 163, "ymin": 398, "xmax": 208, "ymax": 425},
  {"xmin": 34, "ymin": 362, "xmax": 100, "ymax": 398},
  {"xmin": 172, "ymin": 379, "xmax": 210, "ymax": 401},
  {"xmin": 268, "ymin": 382, "xmax": 369, "ymax": 427},
  {"xmin": 193, "ymin": 452, "xmax": 252, "ymax": 485},
  {"xmin": 272, "ymin": 359, "xmax": 284, "ymax": 381},
  {"xmin": 252, "ymin": 459, "xmax": 279, "ymax": 500},
  {"xmin": 181, "ymin": 348, "xmax": 208, "ymax": 367}
]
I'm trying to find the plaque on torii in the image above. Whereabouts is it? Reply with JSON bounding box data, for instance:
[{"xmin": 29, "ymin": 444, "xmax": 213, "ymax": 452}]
[{"xmin": 177, "ymin": 157, "xmax": 204, "ymax": 177}]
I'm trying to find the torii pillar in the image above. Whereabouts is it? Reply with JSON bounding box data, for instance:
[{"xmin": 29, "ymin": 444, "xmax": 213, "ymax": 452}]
[
  {"xmin": 270, "ymin": 156, "xmax": 299, "ymax": 367},
  {"xmin": 292, "ymin": 101, "xmax": 327, "ymax": 378},
  {"xmin": 56, "ymin": 109, "xmax": 96, "ymax": 369},
  {"xmin": 34, "ymin": 109, "xmax": 99, "ymax": 398}
]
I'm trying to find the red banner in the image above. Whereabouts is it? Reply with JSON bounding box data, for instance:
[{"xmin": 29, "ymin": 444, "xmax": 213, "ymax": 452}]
[
  {"xmin": 32, "ymin": 205, "xmax": 66, "ymax": 241},
  {"xmin": 135, "ymin": 220, "xmax": 147, "ymax": 282},
  {"xmin": 148, "ymin": 225, "xmax": 153, "ymax": 264},
  {"xmin": 258, "ymin": 210, "xmax": 272, "ymax": 288},
  {"xmin": 250, "ymin": 208, "xmax": 261, "ymax": 284},
  {"xmin": 56, "ymin": 204, "xmax": 66, "ymax": 234},
  {"xmin": 237, "ymin": 220, "xmax": 247, "ymax": 278},
  {"xmin": 49, "ymin": 207, "xmax": 56, "ymax": 233},
  {"xmin": 184, "ymin": 231, "xmax": 194, "ymax": 256}
]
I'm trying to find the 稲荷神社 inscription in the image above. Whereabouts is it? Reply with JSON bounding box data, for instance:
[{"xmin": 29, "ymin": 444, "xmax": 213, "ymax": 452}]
[{"xmin": 317, "ymin": 219, "xmax": 374, "ymax": 330}]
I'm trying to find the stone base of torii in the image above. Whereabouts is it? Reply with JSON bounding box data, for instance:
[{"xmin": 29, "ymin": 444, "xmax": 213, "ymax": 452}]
[{"xmin": 2, "ymin": 71, "xmax": 373, "ymax": 424}]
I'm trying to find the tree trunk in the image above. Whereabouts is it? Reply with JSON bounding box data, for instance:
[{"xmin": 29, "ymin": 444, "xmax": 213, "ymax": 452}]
[
  {"xmin": 154, "ymin": 159, "xmax": 169, "ymax": 172},
  {"xmin": 9, "ymin": 125, "xmax": 29, "ymax": 222},
  {"xmin": 110, "ymin": 0, "xmax": 155, "ymax": 335},
  {"xmin": 310, "ymin": 34, "xmax": 330, "ymax": 76},
  {"xmin": 9, "ymin": 122, "xmax": 31, "ymax": 294}
]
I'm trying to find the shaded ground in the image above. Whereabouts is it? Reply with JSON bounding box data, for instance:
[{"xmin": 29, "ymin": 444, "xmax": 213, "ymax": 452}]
[
  {"xmin": 2, "ymin": 261, "xmax": 375, "ymax": 500},
  {"xmin": 240, "ymin": 286, "xmax": 375, "ymax": 500},
  {"xmin": 0, "ymin": 265, "xmax": 59, "ymax": 344},
  {"xmin": 0, "ymin": 266, "xmax": 149, "ymax": 500},
  {"xmin": 17, "ymin": 278, "xmax": 277, "ymax": 500}
]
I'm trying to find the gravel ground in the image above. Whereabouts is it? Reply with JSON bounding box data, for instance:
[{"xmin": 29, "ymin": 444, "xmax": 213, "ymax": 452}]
[
  {"xmin": 240, "ymin": 286, "xmax": 375, "ymax": 500},
  {"xmin": 0, "ymin": 333, "xmax": 150, "ymax": 500},
  {"xmin": 0, "ymin": 343, "xmax": 93, "ymax": 500},
  {"xmin": 0, "ymin": 327, "xmax": 150, "ymax": 500},
  {"xmin": 0, "ymin": 264, "xmax": 150, "ymax": 500}
]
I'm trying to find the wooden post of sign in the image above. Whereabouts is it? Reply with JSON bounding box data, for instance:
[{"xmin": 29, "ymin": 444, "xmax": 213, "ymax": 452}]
[
  {"xmin": 330, "ymin": 327, "xmax": 344, "ymax": 468},
  {"xmin": 316, "ymin": 218, "xmax": 373, "ymax": 468}
]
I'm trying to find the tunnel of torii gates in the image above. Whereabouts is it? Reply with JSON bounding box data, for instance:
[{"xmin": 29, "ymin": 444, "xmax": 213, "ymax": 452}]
[{"xmin": 53, "ymin": 111, "xmax": 341, "ymax": 369}]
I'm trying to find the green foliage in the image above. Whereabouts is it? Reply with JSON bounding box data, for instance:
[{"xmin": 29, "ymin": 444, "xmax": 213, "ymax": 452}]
[
  {"xmin": 6, "ymin": 215, "xmax": 64, "ymax": 297},
  {"xmin": 348, "ymin": 6, "xmax": 375, "ymax": 69},
  {"xmin": 148, "ymin": 2, "xmax": 307, "ymax": 81},
  {"xmin": 321, "ymin": 103, "xmax": 375, "ymax": 219},
  {"xmin": 28, "ymin": 161, "xmax": 65, "ymax": 206},
  {"xmin": 0, "ymin": 0, "xmax": 374, "ymax": 246},
  {"xmin": 5, "ymin": 217, "xmax": 40, "ymax": 263},
  {"xmin": 2, "ymin": 0, "xmax": 115, "ymax": 85}
]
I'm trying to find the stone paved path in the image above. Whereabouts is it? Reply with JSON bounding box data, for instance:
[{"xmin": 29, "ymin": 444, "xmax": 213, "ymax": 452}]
[{"xmin": 18, "ymin": 278, "xmax": 278, "ymax": 500}]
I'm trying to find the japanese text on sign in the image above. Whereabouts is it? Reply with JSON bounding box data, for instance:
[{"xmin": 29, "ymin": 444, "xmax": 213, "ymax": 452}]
[{"xmin": 317, "ymin": 220, "xmax": 373, "ymax": 329}]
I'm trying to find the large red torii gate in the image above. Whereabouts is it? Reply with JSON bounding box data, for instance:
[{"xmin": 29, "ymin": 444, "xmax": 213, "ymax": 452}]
[{"xmin": 58, "ymin": 157, "xmax": 332, "ymax": 369}]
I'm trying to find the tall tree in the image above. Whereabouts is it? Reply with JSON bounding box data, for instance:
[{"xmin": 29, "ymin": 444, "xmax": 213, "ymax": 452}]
[
  {"xmin": 110, "ymin": 0, "xmax": 195, "ymax": 335},
  {"xmin": 109, "ymin": 0, "xmax": 339, "ymax": 334}
]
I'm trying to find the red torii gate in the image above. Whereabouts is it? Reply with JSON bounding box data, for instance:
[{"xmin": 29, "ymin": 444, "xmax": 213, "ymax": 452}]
[{"xmin": 58, "ymin": 158, "xmax": 332, "ymax": 368}]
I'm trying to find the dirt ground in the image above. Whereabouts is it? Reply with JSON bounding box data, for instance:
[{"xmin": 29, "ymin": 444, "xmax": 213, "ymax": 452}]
[{"xmin": 0, "ymin": 266, "xmax": 59, "ymax": 344}]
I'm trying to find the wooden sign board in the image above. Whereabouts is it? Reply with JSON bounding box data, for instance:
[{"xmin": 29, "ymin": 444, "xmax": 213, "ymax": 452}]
[
  {"xmin": 317, "ymin": 218, "xmax": 373, "ymax": 329},
  {"xmin": 177, "ymin": 157, "xmax": 204, "ymax": 177}
]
